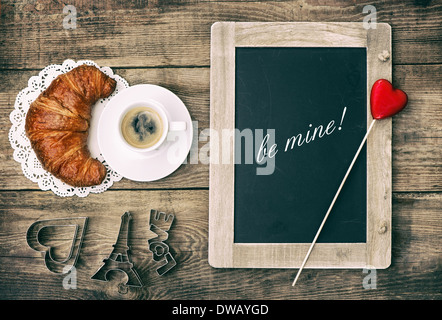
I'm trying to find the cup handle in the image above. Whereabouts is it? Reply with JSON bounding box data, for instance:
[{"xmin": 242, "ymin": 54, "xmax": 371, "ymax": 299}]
[
  {"xmin": 169, "ymin": 121, "xmax": 186, "ymax": 131},
  {"xmin": 167, "ymin": 121, "xmax": 187, "ymax": 143}
]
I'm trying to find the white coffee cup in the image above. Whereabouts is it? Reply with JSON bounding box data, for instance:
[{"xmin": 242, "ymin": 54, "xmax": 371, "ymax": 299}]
[{"xmin": 118, "ymin": 99, "xmax": 186, "ymax": 154}]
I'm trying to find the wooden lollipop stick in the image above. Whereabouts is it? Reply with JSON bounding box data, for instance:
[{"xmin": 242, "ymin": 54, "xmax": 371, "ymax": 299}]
[{"xmin": 292, "ymin": 119, "xmax": 377, "ymax": 287}]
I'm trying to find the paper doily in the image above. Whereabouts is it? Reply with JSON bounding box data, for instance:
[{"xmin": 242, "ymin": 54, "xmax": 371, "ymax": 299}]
[{"xmin": 8, "ymin": 59, "xmax": 129, "ymax": 197}]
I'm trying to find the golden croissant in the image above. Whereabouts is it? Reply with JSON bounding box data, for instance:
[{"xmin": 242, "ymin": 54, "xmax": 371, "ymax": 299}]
[{"xmin": 25, "ymin": 65, "xmax": 117, "ymax": 187}]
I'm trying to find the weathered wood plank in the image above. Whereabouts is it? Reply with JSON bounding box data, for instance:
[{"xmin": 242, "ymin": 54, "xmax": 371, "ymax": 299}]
[
  {"xmin": 0, "ymin": 190, "xmax": 209, "ymax": 258},
  {"xmin": 1, "ymin": 64, "xmax": 440, "ymax": 192},
  {"xmin": 0, "ymin": 0, "xmax": 440, "ymax": 69},
  {"xmin": 0, "ymin": 190, "xmax": 440, "ymax": 299},
  {"xmin": 1, "ymin": 67, "xmax": 210, "ymax": 190},
  {"xmin": 392, "ymin": 64, "xmax": 442, "ymax": 192}
]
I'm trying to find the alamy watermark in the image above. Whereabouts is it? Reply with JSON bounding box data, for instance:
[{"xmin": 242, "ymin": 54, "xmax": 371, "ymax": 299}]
[
  {"xmin": 167, "ymin": 106, "xmax": 348, "ymax": 176},
  {"xmin": 363, "ymin": 5, "xmax": 377, "ymax": 29},
  {"xmin": 61, "ymin": 4, "xmax": 376, "ymax": 30},
  {"xmin": 62, "ymin": 265, "xmax": 77, "ymax": 290},
  {"xmin": 362, "ymin": 266, "xmax": 377, "ymax": 289},
  {"xmin": 57, "ymin": 4, "xmax": 378, "ymax": 177},
  {"xmin": 63, "ymin": 5, "xmax": 77, "ymax": 30}
]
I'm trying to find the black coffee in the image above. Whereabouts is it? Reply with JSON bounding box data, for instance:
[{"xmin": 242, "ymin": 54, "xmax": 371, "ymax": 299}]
[{"xmin": 121, "ymin": 107, "xmax": 164, "ymax": 149}]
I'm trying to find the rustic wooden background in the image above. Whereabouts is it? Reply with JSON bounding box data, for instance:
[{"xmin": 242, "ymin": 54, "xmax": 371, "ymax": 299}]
[{"xmin": 0, "ymin": 0, "xmax": 440, "ymax": 300}]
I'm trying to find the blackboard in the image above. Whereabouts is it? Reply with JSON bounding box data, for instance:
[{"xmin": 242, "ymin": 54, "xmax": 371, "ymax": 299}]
[
  {"xmin": 209, "ymin": 22, "xmax": 392, "ymax": 269},
  {"xmin": 234, "ymin": 47, "xmax": 367, "ymax": 243}
]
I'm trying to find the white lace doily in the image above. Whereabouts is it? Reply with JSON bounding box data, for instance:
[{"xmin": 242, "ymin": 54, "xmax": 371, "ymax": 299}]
[{"xmin": 9, "ymin": 59, "xmax": 129, "ymax": 197}]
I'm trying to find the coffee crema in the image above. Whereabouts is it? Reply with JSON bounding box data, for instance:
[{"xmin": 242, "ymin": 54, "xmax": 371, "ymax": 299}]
[{"xmin": 120, "ymin": 106, "xmax": 164, "ymax": 149}]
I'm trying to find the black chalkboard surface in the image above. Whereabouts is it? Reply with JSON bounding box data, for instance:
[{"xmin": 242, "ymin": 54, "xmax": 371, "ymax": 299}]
[{"xmin": 234, "ymin": 47, "xmax": 367, "ymax": 243}]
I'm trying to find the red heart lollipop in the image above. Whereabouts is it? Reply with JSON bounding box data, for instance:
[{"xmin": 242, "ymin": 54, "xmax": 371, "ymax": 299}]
[{"xmin": 370, "ymin": 79, "xmax": 408, "ymax": 120}]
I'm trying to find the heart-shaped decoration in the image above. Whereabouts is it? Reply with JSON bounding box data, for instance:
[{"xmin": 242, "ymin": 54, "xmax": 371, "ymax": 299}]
[
  {"xmin": 26, "ymin": 217, "xmax": 88, "ymax": 273},
  {"xmin": 370, "ymin": 79, "xmax": 408, "ymax": 119}
]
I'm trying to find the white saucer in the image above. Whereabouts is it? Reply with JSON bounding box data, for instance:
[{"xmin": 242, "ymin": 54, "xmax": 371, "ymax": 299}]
[{"xmin": 97, "ymin": 84, "xmax": 193, "ymax": 182}]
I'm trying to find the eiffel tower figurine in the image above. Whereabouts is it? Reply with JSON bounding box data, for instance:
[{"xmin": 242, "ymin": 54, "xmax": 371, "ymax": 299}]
[{"xmin": 91, "ymin": 212, "xmax": 143, "ymax": 287}]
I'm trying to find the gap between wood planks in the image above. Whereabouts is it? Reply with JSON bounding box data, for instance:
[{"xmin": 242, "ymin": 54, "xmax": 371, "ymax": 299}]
[
  {"xmin": 0, "ymin": 187, "xmax": 209, "ymax": 192},
  {"xmin": 0, "ymin": 65, "xmax": 210, "ymax": 72},
  {"xmin": 2, "ymin": 63, "xmax": 442, "ymax": 72}
]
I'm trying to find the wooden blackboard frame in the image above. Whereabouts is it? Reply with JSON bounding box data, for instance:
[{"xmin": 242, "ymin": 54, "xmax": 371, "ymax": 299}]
[{"xmin": 209, "ymin": 22, "xmax": 391, "ymax": 269}]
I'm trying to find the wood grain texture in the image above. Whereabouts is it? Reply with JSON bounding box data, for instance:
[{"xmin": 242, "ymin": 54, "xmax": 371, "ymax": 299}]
[
  {"xmin": 366, "ymin": 23, "xmax": 392, "ymax": 269},
  {"xmin": 0, "ymin": 191, "xmax": 440, "ymax": 299},
  {"xmin": 234, "ymin": 21, "xmax": 367, "ymax": 47},
  {"xmin": 208, "ymin": 21, "xmax": 235, "ymax": 268},
  {"xmin": 1, "ymin": 64, "xmax": 441, "ymax": 192},
  {"xmin": 0, "ymin": 0, "xmax": 441, "ymax": 69},
  {"xmin": 0, "ymin": 0, "xmax": 440, "ymax": 300},
  {"xmin": 1, "ymin": 67, "xmax": 210, "ymax": 190},
  {"xmin": 392, "ymin": 64, "xmax": 442, "ymax": 192}
]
